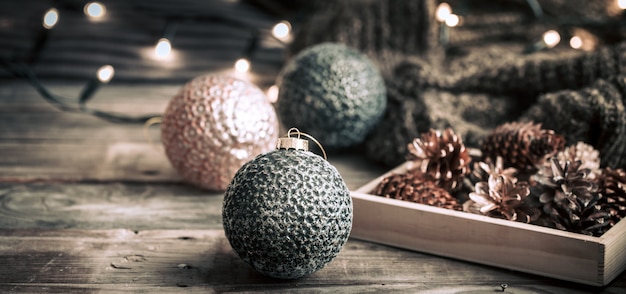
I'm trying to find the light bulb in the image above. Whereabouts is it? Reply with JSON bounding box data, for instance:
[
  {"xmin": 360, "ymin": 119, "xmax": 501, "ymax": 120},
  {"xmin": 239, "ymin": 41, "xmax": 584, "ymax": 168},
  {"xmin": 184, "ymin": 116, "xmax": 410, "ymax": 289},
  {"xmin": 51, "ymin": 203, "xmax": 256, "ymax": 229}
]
[
  {"xmin": 569, "ymin": 36, "xmax": 583, "ymax": 49},
  {"xmin": 266, "ymin": 85, "xmax": 279, "ymax": 103},
  {"xmin": 436, "ymin": 3, "xmax": 452, "ymax": 22},
  {"xmin": 97, "ymin": 65, "xmax": 115, "ymax": 83},
  {"xmin": 542, "ymin": 30, "xmax": 561, "ymax": 48},
  {"xmin": 619, "ymin": 0, "xmax": 626, "ymax": 10},
  {"xmin": 272, "ymin": 21, "xmax": 291, "ymax": 39},
  {"xmin": 43, "ymin": 8, "xmax": 59, "ymax": 29},
  {"xmin": 234, "ymin": 58, "xmax": 250, "ymax": 73},
  {"xmin": 445, "ymin": 14, "xmax": 460, "ymax": 27},
  {"xmin": 84, "ymin": 2, "xmax": 106, "ymax": 19},
  {"xmin": 155, "ymin": 38, "xmax": 172, "ymax": 59}
]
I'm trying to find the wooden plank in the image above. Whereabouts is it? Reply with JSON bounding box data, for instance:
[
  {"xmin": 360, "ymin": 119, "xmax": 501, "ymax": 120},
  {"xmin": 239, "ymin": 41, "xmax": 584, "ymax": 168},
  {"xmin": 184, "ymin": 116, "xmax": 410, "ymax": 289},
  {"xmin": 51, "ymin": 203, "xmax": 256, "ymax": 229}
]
[
  {"xmin": 0, "ymin": 142, "xmax": 180, "ymax": 183},
  {"xmin": 0, "ymin": 183, "xmax": 218, "ymax": 230},
  {"xmin": 1, "ymin": 228, "xmax": 620, "ymax": 292}
]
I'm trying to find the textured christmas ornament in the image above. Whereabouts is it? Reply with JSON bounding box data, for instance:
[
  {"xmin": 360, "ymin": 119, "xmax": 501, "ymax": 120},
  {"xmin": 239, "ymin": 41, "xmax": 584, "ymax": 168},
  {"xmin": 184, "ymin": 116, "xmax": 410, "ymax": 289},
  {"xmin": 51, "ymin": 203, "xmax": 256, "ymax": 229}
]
[
  {"xmin": 277, "ymin": 43, "xmax": 386, "ymax": 149},
  {"xmin": 161, "ymin": 74, "xmax": 278, "ymax": 191},
  {"xmin": 222, "ymin": 129, "xmax": 352, "ymax": 279}
]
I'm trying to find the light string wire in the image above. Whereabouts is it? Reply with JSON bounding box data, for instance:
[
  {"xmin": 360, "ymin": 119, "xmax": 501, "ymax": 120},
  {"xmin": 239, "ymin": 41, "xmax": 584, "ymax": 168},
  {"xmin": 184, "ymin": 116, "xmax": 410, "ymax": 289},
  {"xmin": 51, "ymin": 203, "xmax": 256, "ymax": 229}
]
[{"xmin": 0, "ymin": 3, "xmax": 289, "ymax": 124}]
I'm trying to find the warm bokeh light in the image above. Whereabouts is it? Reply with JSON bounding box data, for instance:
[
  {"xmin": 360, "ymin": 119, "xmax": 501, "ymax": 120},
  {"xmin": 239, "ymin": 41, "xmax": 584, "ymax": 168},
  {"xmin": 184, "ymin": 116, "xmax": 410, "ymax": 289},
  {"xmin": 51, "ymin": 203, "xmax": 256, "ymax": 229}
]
[
  {"xmin": 266, "ymin": 85, "xmax": 279, "ymax": 103},
  {"xmin": 445, "ymin": 14, "xmax": 460, "ymax": 27},
  {"xmin": 43, "ymin": 8, "xmax": 59, "ymax": 29},
  {"xmin": 569, "ymin": 28, "xmax": 598, "ymax": 51},
  {"xmin": 436, "ymin": 3, "xmax": 452, "ymax": 22},
  {"xmin": 618, "ymin": 0, "xmax": 626, "ymax": 10},
  {"xmin": 569, "ymin": 36, "xmax": 583, "ymax": 49},
  {"xmin": 97, "ymin": 65, "xmax": 115, "ymax": 83},
  {"xmin": 542, "ymin": 30, "xmax": 561, "ymax": 48},
  {"xmin": 234, "ymin": 58, "xmax": 250, "ymax": 73},
  {"xmin": 84, "ymin": 2, "xmax": 106, "ymax": 19},
  {"xmin": 155, "ymin": 38, "xmax": 172, "ymax": 59},
  {"xmin": 272, "ymin": 21, "xmax": 291, "ymax": 39}
]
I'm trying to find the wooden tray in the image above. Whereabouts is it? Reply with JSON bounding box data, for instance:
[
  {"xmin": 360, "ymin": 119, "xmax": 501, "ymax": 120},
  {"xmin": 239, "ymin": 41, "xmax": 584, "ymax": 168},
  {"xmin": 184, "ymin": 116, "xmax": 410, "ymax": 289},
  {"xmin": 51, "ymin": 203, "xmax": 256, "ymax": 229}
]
[{"xmin": 350, "ymin": 162, "xmax": 626, "ymax": 286}]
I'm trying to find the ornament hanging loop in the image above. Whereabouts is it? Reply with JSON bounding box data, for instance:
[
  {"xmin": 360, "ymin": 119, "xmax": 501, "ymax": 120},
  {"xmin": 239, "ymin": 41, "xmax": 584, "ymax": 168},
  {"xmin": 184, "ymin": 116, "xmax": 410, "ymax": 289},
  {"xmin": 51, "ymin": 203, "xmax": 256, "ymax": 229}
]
[
  {"xmin": 277, "ymin": 127, "xmax": 328, "ymax": 161},
  {"xmin": 287, "ymin": 127, "xmax": 302, "ymax": 139}
]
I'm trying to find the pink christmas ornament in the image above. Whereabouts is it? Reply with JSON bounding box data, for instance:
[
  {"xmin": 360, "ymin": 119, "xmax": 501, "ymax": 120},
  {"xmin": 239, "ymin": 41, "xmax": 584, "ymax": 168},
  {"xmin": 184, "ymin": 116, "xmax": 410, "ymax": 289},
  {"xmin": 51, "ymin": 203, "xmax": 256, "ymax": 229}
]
[{"xmin": 161, "ymin": 74, "xmax": 279, "ymax": 190}]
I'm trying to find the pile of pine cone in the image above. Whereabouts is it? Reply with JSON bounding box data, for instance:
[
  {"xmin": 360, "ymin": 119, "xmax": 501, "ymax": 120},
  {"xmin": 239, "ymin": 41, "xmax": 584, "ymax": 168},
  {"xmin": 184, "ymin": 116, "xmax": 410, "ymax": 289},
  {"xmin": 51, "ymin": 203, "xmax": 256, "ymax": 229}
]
[{"xmin": 372, "ymin": 121, "xmax": 626, "ymax": 237}]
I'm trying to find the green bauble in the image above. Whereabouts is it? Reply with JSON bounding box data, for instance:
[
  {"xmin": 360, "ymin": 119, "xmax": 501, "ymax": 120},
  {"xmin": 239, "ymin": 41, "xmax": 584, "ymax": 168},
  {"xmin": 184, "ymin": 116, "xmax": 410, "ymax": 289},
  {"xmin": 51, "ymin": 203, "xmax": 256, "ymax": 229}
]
[
  {"xmin": 222, "ymin": 147, "xmax": 352, "ymax": 279},
  {"xmin": 277, "ymin": 43, "xmax": 386, "ymax": 149}
]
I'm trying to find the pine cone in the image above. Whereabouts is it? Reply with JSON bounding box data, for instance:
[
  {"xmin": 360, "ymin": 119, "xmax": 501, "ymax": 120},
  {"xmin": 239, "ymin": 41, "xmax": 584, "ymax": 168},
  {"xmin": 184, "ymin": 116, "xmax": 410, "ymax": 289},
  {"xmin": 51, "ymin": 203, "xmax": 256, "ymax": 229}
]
[
  {"xmin": 542, "ymin": 194, "xmax": 611, "ymax": 237},
  {"xmin": 533, "ymin": 158, "xmax": 598, "ymax": 205},
  {"xmin": 597, "ymin": 167, "xmax": 626, "ymax": 227},
  {"xmin": 555, "ymin": 142, "xmax": 601, "ymax": 174},
  {"xmin": 470, "ymin": 156, "xmax": 518, "ymax": 184},
  {"xmin": 465, "ymin": 174, "xmax": 539, "ymax": 223},
  {"xmin": 373, "ymin": 172, "xmax": 462, "ymax": 211},
  {"xmin": 407, "ymin": 128, "xmax": 471, "ymax": 192},
  {"xmin": 532, "ymin": 157, "xmax": 611, "ymax": 236},
  {"xmin": 481, "ymin": 121, "xmax": 565, "ymax": 175}
]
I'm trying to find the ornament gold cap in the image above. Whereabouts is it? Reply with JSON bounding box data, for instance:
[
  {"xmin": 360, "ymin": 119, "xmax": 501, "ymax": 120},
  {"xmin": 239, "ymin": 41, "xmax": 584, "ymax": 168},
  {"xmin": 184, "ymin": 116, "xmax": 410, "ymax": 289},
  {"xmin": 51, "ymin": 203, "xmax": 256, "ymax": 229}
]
[
  {"xmin": 276, "ymin": 128, "xmax": 327, "ymax": 160},
  {"xmin": 276, "ymin": 137, "xmax": 309, "ymax": 151},
  {"xmin": 277, "ymin": 128, "xmax": 309, "ymax": 151}
]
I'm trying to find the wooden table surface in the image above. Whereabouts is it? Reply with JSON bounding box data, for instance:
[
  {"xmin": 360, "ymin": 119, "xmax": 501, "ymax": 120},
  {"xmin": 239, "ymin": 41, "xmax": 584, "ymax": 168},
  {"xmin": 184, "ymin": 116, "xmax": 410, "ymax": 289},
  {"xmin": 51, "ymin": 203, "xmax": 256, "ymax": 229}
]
[
  {"xmin": 1, "ymin": 84, "xmax": 625, "ymax": 293},
  {"xmin": 1, "ymin": 0, "xmax": 626, "ymax": 293}
]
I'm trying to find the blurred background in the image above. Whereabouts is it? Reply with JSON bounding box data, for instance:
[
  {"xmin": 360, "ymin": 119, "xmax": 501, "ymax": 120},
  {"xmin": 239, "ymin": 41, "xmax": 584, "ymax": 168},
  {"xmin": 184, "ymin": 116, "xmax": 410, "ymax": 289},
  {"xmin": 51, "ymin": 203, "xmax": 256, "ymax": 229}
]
[
  {"xmin": 2, "ymin": 0, "xmax": 626, "ymax": 169},
  {"xmin": 0, "ymin": 0, "xmax": 305, "ymax": 87}
]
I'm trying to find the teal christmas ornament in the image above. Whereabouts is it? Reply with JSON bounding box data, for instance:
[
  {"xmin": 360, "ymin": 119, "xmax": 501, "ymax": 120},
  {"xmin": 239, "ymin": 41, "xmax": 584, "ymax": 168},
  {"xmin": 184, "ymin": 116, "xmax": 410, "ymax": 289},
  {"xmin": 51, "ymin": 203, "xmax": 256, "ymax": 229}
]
[
  {"xmin": 276, "ymin": 43, "xmax": 386, "ymax": 149},
  {"xmin": 222, "ymin": 128, "xmax": 352, "ymax": 279}
]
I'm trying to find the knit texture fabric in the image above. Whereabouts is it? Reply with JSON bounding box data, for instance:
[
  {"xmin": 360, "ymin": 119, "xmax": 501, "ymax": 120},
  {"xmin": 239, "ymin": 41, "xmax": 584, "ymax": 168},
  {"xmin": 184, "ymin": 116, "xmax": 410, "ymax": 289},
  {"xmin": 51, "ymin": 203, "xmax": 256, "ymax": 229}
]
[{"xmin": 288, "ymin": 0, "xmax": 626, "ymax": 168}]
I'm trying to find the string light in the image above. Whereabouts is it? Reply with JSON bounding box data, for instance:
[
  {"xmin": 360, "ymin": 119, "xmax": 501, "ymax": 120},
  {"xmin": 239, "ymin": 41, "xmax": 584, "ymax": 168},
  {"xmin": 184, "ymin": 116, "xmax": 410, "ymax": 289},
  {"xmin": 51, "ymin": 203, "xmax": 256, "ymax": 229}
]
[
  {"xmin": 155, "ymin": 38, "xmax": 172, "ymax": 59},
  {"xmin": 84, "ymin": 2, "xmax": 106, "ymax": 19},
  {"xmin": 151, "ymin": 20, "xmax": 178, "ymax": 62},
  {"xmin": 234, "ymin": 58, "xmax": 250, "ymax": 73},
  {"xmin": 542, "ymin": 30, "xmax": 561, "ymax": 48},
  {"xmin": 4, "ymin": 5, "xmax": 287, "ymax": 124},
  {"xmin": 524, "ymin": 29, "xmax": 560, "ymax": 53},
  {"xmin": 569, "ymin": 36, "xmax": 583, "ymax": 49},
  {"xmin": 436, "ymin": 3, "xmax": 458, "ymax": 47},
  {"xmin": 272, "ymin": 21, "xmax": 291, "ymax": 40},
  {"xmin": 569, "ymin": 28, "xmax": 599, "ymax": 51},
  {"xmin": 97, "ymin": 65, "xmax": 115, "ymax": 83},
  {"xmin": 436, "ymin": 3, "xmax": 452, "ymax": 22},
  {"xmin": 42, "ymin": 8, "xmax": 59, "ymax": 29},
  {"xmin": 80, "ymin": 65, "xmax": 115, "ymax": 103},
  {"xmin": 445, "ymin": 14, "xmax": 460, "ymax": 27},
  {"xmin": 266, "ymin": 85, "xmax": 279, "ymax": 103}
]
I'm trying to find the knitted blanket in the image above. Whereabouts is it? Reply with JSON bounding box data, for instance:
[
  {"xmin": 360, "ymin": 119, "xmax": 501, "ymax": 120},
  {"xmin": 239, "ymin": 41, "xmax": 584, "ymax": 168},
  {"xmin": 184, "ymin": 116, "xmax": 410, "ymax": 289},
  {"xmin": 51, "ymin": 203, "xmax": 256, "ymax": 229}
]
[{"xmin": 287, "ymin": 0, "xmax": 626, "ymax": 168}]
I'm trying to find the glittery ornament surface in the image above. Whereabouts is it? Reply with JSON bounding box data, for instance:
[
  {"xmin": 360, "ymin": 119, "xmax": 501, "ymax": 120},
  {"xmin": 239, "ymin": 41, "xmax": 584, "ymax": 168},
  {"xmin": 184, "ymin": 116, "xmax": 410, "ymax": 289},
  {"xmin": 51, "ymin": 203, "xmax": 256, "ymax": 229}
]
[
  {"xmin": 161, "ymin": 74, "xmax": 279, "ymax": 191},
  {"xmin": 277, "ymin": 43, "xmax": 386, "ymax": 149},
  {"xmin": 222, "ymin": 149, "xmax": 352, "ymax": 279}
]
